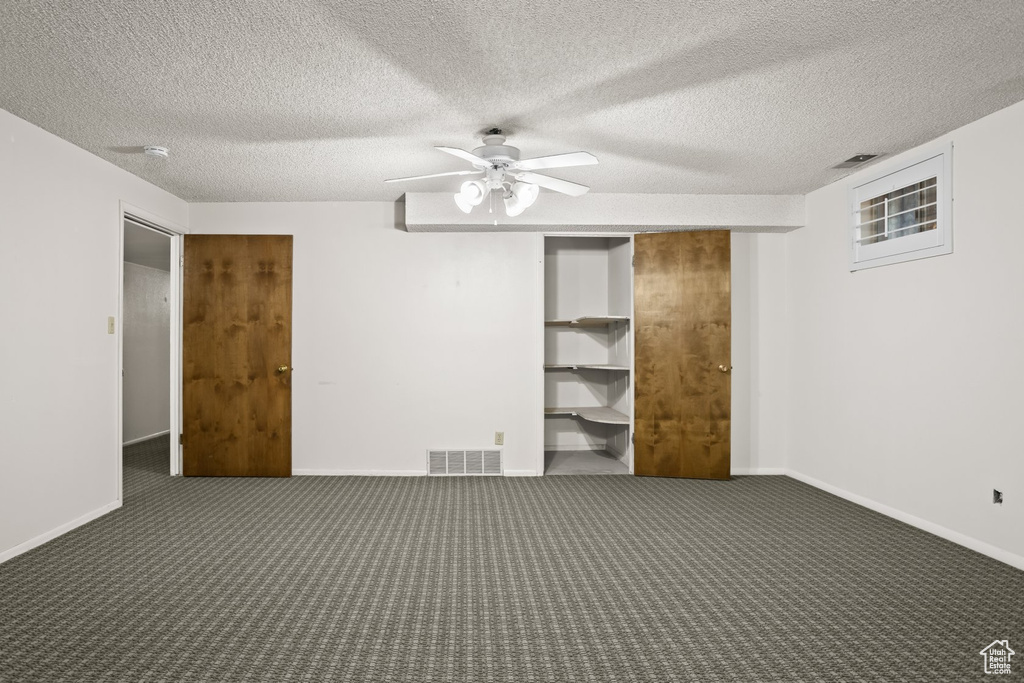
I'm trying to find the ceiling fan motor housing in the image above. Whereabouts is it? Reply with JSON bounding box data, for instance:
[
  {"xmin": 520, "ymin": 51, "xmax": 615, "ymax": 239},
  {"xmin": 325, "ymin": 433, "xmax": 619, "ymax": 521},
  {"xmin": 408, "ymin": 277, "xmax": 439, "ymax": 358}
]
[{"xmin": 474, "ymin": 134, "xmax": 519, "ymax": 165}]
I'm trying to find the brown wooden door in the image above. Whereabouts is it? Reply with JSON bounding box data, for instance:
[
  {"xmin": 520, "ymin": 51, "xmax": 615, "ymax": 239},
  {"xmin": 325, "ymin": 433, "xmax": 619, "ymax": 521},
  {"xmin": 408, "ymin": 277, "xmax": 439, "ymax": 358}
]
[
  {"xmin": 182, "ymin": 234, "xmax": 293, "ymax": 477},
  {"xmin": 634, "ymin": 231, "xmax": 731, "ymax": 479}
]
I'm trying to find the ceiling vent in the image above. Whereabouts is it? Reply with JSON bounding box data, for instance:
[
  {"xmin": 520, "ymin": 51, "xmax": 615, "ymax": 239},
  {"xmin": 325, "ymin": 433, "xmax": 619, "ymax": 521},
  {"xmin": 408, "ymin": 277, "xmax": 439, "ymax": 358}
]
[
  {"xmin": 428, "ymin": 449, "xmax": 502, "ymax": 476},
  {"xmin": 833, "ymin": 153, "xmax": 879, "ymax": 169}
]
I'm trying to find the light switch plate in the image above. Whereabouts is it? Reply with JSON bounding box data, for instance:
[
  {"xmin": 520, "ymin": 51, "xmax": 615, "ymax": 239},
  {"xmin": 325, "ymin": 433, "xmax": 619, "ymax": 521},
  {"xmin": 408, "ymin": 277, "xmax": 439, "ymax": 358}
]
[{"xmin": 107, "ymin": 316, "xmax": 115, "ymax": 334}]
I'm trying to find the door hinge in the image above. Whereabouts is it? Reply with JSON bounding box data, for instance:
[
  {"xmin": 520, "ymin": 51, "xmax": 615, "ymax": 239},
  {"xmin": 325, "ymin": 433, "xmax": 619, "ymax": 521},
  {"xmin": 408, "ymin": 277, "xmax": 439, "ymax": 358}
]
[
  {"xmin": 631, "ymin": 432, "xmax": 635, "ymax": 444},
  {"xmin": 179, "ymin": 433, "xmax": 183, "ymax": 445},
  {"xmin": 180, "ymin": 255, "xmax": 184, "ymax": 268},
  {"xmin": 632, "ymin": 255, "xmax": 635, "ymax": 267}
]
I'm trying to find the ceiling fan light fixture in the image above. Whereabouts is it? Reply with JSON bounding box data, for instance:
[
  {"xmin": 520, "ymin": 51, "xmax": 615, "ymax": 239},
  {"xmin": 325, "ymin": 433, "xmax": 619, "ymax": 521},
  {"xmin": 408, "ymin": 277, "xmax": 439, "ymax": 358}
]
[
  {"xmin": 454, "ymin": 179, "xmax": 488, "ymax": 213},
  {"xmin": 504, "ymin": 182, "xmax": 539, "ymax": 217},
  {"xmin": 392, "ymin": 133, "xmax": 595, "ymax": 215}
]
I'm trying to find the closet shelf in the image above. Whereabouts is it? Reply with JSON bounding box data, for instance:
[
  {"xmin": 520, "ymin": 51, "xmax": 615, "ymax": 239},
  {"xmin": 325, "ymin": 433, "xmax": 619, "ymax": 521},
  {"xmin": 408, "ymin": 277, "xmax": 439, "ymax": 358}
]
[
  {"xmin": 544, "ymin": 364, "xmax": 629, "ymax": 372},
  {"xmin": 544, "ymin": 316, "xmax": 630, "ymax": 328},
  {"xmin": 544, "ymin": 406, "xmax": 629, "ymax": 425}
]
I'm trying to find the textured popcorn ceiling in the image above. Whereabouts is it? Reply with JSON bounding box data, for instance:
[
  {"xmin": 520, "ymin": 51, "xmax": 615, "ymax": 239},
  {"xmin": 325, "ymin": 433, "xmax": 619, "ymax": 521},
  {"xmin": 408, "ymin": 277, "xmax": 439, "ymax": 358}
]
[{"xmin": 2, "ymin": 1, "xmax": 1023, "ymax": 202}]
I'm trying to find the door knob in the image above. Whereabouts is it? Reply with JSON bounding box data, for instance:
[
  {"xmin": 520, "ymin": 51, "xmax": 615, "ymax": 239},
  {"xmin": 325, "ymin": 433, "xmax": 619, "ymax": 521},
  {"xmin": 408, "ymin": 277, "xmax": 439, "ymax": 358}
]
[
  {"xmin": 277, "ymin": 365, "xmax": 289, "ymax": 373},
  {"xmin": 718, "ymin": 364, "xmax": 732, "ymax": 373}
]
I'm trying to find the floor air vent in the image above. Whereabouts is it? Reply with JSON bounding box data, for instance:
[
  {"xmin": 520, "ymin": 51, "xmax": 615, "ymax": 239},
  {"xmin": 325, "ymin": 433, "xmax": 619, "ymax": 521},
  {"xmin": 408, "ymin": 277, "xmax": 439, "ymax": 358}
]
[{"xmin": 428, "ymin": 449, "xmax": 502, "ymax": 476}]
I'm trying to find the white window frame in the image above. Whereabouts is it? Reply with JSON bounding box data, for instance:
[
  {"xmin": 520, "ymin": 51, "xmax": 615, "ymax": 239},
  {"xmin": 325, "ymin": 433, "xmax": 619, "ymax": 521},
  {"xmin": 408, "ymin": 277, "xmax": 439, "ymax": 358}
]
[{"xmin": 849, "ymin": 142, "xmax": 952, "ymax": 271}]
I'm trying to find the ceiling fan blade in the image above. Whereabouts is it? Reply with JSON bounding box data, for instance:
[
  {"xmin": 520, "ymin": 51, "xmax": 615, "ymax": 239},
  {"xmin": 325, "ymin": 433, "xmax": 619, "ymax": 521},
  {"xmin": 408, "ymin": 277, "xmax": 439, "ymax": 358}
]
[
  {"xmin": 513, "ymin": 151, "xmax": 598, "ymax": 171},
  {"xmin": 434, "ymin": 146, "xmax": 490, "ymax": 168},
  {"xmin": 512, "ymin": 171, "xmax": 590, "ymax": 197},
  {"xmin": 385, "ymin": 170, "xmax": 483, "ymax": 183}
]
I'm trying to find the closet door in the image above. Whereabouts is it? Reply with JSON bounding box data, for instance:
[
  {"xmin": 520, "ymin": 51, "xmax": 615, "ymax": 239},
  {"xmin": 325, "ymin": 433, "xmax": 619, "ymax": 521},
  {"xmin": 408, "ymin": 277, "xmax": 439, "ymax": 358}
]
[
  {"xmin": 634, "ymin": 231, "xmax": 731, "ymax": 479},
  {"xmin": 182, "ymin": 234, "xmax": 293, "ymax": 477}
]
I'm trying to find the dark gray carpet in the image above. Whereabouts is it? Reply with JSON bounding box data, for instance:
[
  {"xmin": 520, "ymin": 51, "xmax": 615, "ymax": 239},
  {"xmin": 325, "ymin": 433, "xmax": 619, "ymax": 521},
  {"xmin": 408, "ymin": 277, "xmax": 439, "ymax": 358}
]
[{"xmin": 0, "ymin": 438, "xmax": 1021, "ymax": 682}]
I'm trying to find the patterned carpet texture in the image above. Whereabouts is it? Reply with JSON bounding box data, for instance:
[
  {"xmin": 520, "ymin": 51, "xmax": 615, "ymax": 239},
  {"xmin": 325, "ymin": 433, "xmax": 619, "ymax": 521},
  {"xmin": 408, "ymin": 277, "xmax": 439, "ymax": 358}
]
[{"xmin": 1, "ymin": 438, "xmax": 1021, "ymax": 682}]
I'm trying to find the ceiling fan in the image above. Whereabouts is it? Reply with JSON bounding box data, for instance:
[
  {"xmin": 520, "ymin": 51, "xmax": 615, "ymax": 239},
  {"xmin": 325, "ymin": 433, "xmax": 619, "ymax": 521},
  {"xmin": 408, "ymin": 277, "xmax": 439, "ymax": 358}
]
[{"xmin": 386, "ymin": 129, "xmax": 598, "ymax": 216}]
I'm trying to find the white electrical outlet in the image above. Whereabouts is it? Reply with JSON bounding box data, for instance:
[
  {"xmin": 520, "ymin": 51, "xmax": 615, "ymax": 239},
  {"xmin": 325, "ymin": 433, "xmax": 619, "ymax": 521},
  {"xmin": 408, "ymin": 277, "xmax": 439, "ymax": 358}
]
[{"xmin": 495, "ymin": 431, "xmax": 504, "ymax": 446}]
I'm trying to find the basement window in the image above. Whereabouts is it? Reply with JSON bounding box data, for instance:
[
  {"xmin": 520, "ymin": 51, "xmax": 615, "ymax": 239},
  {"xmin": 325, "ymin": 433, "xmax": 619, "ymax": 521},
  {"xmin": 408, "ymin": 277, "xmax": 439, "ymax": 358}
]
[{"xmin": 849, "ymin": 143, "xmax": 952, "ymax": 271}]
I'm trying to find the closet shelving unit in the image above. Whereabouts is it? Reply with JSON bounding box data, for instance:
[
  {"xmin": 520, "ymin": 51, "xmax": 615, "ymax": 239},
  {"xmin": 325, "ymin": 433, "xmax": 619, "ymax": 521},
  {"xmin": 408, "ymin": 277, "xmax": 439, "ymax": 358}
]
[
  {"xmin": 543, "ymin": 406, "xmax": 629, "ymax": 425},
  {"xmin": 543, "ymin": 236, "xmax": 632, "ymax": 472},
  {"xmin": 543, "ymin": 316, "xmax": 629, "ymax": 327}
]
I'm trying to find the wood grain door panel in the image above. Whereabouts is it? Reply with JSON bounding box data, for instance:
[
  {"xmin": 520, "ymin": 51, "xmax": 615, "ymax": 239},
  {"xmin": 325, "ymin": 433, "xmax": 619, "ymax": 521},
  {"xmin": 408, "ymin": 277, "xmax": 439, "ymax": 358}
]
[
  {"xmin": 634, "ymin": 231, "xmax": 731, "ymax": 479},
  {"xmin": 183, "ymin": 234, "xmax": 293, "ymax": 477}
]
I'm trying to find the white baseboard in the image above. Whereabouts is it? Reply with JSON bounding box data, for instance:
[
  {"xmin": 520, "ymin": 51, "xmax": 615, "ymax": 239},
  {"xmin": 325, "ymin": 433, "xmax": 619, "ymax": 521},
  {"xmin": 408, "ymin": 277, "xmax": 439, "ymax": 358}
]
[
  {"xmin": 295, "ymin": 468, "xmax": 545, "ymax": 477},
  {"xmin": 503, "ymin": 469, "xmax": 541, "ymax": 477},
  {"xmin": 731, "ymin": 467, "xmax": 787, "ymax": 475},
  {"xmin": 0, "ymin": 500, "xmax": 122, "ymax": 565},
  {"xmin": 122, "ymin": 430, "xmax": 170, "ymax": 447},
  {"xmin": 292, "ymin": 469, "xmax": 427, "ymax": 476},
  {"xmin": 294, "ymin": 468, "xmax": 545, "ymax": 477},
  {"xmin": 786, "ymin": 469, "xmax": 1024, "ymax": 571}
]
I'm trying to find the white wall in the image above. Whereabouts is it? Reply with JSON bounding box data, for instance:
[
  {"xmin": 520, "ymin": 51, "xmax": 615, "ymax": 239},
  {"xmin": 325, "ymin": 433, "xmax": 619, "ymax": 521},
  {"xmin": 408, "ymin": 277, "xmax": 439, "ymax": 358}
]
[
  {"xmin": 746, "ymin": 233, "xmax": 790, "ymax": 472},
  {"xmin": 122, "ymin": 262, "xmax": 170, "ymax": 444},
  {"xmin": 188, "ymin": 202, "xmax": 545, "ymax": 475},
  {"xmin": 0, "ymin": 108, "xmax": 188, "ymax": 561},
  {"xmin": 731, "ymin": 232, "xmax": 790, "ymax": 474},
  {"xmin": 543, "ymin": 237, "xmax": 611, "ymax": 320},
  {"xmin": 187, "ymin": 207, "xmax": 775, "ymax": 478},
  {"xmin": 730, "ymin": 234, "xmax": 753, "ymax": 473},
  {"xmin": 786, "ymin": 99, "xmax": 1024, "ymax": 565}
]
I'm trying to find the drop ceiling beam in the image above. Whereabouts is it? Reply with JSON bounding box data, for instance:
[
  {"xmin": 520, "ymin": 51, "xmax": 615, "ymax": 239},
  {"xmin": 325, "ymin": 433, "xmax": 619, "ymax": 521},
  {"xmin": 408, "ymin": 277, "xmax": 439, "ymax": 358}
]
[{"xmin": 403, "ymin": 193, "xmax": 804, "ymax": 233}]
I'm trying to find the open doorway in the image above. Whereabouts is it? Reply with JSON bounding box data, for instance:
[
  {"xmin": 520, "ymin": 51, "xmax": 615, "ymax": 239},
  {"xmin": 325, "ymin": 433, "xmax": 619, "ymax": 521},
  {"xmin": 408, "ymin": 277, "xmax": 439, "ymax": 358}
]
[
  {"xmin": 123, "ymin": 220, "xmax": 171, "ymax": 444},
  {"xmin": 119, "ymin": 204, "xmax": 185, "ymax": 501}
]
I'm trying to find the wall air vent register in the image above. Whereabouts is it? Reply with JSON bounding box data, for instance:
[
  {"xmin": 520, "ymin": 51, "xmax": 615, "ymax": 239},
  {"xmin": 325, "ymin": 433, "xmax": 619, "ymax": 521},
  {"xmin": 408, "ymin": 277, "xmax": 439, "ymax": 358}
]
[{"xmin": 428, "ymin": 449, "xmax": 502, "ymax": 476}]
